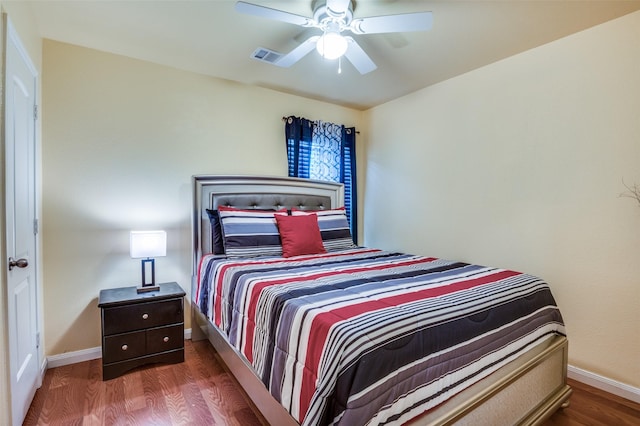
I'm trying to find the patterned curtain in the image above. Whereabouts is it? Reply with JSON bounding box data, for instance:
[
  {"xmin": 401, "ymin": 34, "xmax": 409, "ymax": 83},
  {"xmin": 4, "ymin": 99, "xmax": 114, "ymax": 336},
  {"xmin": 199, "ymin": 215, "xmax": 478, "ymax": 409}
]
[{"xmin": 285, "ymin": 116, "xmax": 358, "ymax": 243}]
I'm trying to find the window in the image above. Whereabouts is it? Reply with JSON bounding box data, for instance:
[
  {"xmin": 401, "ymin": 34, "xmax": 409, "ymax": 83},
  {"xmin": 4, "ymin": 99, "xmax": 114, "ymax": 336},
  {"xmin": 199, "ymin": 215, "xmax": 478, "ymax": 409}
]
[{"xmin": 285, "ymin": 116, "xmax": 358, "ymax": 242}]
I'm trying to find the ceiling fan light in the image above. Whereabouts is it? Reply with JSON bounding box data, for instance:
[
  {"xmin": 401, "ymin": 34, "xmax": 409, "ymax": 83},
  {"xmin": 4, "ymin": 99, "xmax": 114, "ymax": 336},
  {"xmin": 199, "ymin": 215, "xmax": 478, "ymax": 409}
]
[{"xmin": 316, "ymin": 32, "xmax": 348, "ymax": 60}]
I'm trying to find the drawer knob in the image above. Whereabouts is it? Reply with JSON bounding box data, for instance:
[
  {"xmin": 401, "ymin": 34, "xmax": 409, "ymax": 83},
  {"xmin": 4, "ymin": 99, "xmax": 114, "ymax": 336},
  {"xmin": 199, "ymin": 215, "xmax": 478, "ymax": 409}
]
[
  {"xmin": 121, "ymin": 344, "xmax": 128, "ymax": 351},
  {"xmin": 142, "ymin": 313, "xmax": 149, "ymax": 320},
  {"xmin": 163, "ymin": 336, "xmax": 169, "ymax": 343}
]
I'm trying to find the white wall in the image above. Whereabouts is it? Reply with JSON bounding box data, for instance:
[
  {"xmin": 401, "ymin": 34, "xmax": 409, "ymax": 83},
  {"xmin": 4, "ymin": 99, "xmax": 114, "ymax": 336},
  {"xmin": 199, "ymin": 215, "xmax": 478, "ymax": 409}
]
[
  {"xmin": 363, "ymin": 11, "xmax": 640, "ymax": 389},
  {"xmin": 41, "ymin": 40, "xmax": 363, "ymax": 356}
]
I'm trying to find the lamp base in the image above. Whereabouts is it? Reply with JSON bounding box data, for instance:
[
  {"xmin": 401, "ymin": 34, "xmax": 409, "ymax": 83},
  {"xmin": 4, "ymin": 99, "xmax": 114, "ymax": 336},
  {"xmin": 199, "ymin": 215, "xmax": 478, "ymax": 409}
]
[
  {"xmin": 137, "ymin": 285, "xmax": 160, "ymax": 294},
  {"xmin": 137, "ymin": 258, "xmax": 159, "ymax": 293}
]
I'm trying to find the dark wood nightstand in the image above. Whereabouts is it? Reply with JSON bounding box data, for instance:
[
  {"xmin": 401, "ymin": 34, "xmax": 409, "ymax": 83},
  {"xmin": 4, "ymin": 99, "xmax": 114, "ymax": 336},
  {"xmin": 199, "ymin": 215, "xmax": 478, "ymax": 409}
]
[{"xmin": 98, "ymin": 282, "xmax": 186, "ymax": 380}]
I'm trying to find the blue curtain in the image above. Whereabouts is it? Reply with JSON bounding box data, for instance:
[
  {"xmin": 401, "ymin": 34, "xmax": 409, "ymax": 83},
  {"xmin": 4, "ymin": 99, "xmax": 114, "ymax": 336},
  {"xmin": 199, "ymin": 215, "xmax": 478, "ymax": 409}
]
[
  {"xmin": 285, "ymin": 116, "xmax": 313, "ymax": 178},
  {"xmin": 285, "ymin": 116, "xmax": 358, "ymax": 243}
]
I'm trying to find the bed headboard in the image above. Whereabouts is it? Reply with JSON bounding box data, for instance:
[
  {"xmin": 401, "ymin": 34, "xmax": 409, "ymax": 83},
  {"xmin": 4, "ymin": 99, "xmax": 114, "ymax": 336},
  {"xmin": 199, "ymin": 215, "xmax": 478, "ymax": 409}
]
[{"xmin": 191, "ymin": 175, "xmax": 344, "ymax": 280}]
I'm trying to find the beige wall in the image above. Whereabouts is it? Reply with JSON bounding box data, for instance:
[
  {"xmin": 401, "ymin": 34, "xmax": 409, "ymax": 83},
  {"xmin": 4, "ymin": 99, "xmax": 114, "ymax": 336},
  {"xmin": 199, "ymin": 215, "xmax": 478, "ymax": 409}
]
[
  {"xmin": 363, "ymin": 11, "xmax": 640, "ymax": 388},
  {"xmin": 41, "ymin": 40, "xmax": 364, "ymax": 356}
]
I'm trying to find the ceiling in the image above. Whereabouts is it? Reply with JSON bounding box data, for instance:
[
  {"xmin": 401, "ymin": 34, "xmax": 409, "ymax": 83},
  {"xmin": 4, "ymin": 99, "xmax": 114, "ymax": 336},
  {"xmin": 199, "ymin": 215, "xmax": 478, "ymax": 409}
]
[{"xmin": 26, "ymin": 0, "xmax": 640, "ymax": 110}]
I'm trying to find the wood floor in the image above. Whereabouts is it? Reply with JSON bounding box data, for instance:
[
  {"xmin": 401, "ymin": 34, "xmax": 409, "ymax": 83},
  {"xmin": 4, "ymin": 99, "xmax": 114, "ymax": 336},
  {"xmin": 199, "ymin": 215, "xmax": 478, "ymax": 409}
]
[
  {"xmin": 24, "ymin": 339, "xmax": 266, "ymax": 426},
  {"xmin": 545, "ymin": 379, "xmax": 640, "ymax": 426},
  {"xmin": 25, "ymin": 339, "xmax": 640, "ymax": 425}
]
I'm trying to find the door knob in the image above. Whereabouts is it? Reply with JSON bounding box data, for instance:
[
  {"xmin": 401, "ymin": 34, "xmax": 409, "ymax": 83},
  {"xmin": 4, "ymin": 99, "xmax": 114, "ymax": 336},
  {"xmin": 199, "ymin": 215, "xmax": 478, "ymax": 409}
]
[{"xmin": 8, "ymin": 257, "xmax": 28, "ymax": 271}]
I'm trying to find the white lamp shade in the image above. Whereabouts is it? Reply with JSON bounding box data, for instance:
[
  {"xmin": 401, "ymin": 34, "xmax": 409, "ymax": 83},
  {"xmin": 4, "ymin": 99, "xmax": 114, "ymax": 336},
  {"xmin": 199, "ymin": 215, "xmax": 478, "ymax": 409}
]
[
  {"xmin": 316, "ymin": 31, "xmax": 348, "ymax": 60},
  {"xmin": 130, "ymin": 230, "xmax": 167, "ymax": 258}
]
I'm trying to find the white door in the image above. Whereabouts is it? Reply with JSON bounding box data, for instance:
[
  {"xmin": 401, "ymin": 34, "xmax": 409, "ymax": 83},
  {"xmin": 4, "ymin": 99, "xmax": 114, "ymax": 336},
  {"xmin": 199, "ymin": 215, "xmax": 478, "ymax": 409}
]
[{"xmin": 5, "ymin": 18, "xmax": 39, "ymax": 426}]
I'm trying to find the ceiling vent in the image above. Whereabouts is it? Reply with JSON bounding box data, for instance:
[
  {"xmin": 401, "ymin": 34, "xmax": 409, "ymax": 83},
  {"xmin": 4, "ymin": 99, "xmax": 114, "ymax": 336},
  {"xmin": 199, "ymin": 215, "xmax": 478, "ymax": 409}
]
[{"xmin": 251, "ymin": 47, "xmax": 283, "ymax": 64}]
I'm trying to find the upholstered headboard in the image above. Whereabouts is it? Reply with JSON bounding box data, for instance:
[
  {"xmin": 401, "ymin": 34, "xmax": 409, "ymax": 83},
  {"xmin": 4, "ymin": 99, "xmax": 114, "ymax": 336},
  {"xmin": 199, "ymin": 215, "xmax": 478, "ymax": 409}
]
[{"xmin": 191, "ymin": 175, "xmax": 344, "ymax": 280}]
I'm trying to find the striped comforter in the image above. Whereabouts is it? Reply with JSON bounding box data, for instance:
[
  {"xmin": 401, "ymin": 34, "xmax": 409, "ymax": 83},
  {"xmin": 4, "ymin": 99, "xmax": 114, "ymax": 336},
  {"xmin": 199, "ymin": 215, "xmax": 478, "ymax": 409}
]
[{"xmin": 194, "ymin": 248, "xmax": 565, "ymax": 426}]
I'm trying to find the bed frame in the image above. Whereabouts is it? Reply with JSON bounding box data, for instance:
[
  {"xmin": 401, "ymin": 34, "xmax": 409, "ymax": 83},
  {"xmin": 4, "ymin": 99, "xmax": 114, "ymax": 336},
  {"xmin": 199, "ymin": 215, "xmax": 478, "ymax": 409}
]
[{"xmin": 191, "ymin": 174, "xmax": 572, "ymax": 426}]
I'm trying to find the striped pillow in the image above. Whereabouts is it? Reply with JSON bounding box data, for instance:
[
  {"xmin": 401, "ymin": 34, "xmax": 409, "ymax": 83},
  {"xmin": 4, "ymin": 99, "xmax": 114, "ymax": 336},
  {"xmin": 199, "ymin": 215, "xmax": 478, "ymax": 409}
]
[
  {"xmin": 292, "ymin": 207, "xmax": 356, "ymax": 252},
  {"xmin": 218, "ymin": 206, "xmax": 287, "ymax": 257}
]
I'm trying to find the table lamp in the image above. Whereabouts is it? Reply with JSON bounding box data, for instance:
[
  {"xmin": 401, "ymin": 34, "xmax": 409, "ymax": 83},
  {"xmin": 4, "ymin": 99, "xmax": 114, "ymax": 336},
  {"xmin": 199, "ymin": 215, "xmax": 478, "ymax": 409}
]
[{"xmin": 130, "ymin": 230, "xmax": 166, "ymax": 293}]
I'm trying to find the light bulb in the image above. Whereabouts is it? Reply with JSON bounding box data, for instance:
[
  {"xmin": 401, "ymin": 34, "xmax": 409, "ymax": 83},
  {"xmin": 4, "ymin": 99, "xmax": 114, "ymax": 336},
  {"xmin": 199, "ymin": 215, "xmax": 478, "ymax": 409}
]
[{"xmin": 316, "ymin": 31, "xmax": 348, "ymax": 60}]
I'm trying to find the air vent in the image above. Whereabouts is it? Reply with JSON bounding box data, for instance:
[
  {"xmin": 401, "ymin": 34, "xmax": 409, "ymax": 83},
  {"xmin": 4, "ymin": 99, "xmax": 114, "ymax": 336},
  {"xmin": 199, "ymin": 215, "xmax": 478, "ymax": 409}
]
[{"xmin": 251, "ymin": 47, "xmax": 283, "ymax": 64}]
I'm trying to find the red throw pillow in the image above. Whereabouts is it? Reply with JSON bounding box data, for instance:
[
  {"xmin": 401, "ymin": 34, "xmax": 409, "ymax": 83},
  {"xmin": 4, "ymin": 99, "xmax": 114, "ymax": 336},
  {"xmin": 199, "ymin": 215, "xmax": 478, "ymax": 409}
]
[{"xmin": 275, "ymin": 213, "xmax": 326, "ymax": 258}]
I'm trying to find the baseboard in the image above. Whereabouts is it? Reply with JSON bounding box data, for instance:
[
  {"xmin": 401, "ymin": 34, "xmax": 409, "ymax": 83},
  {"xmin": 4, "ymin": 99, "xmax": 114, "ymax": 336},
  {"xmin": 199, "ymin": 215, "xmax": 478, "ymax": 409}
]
[
  {"xmin": 39, "ymin": 357, "xmax": 48, "ymax": 386},
  {"xmin": 568, "ymin": 364, "xmax": 640, "ymax": 403},
  {"xmin": 46, "ymin": 328, "xmax": 193, "ymax": 369},
  {"xmin": 47, "ymin": 346, "xmax": 102, "ymax": 368}
]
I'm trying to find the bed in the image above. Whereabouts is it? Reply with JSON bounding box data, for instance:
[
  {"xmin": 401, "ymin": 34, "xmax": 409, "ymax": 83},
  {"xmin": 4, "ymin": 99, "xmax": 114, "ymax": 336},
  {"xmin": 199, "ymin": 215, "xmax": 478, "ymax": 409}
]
[{"xmin": 190, "ymin": 174, "xmax": 571, "ymax": 426}]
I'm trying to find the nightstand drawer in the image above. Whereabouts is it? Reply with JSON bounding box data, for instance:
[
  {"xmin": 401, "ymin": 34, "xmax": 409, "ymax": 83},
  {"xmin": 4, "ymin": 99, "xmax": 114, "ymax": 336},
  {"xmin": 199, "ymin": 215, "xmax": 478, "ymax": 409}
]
[
  {"xmin": 146, "ymin": 324, "xmax": 183, "ymax": 354},
  {"xmin": 103, "ymin": 298, "xmax": 183, "ymax": 334},
  {"xmin": 104, "ymin": 330, "xmax": 147, "ymax": 362}
]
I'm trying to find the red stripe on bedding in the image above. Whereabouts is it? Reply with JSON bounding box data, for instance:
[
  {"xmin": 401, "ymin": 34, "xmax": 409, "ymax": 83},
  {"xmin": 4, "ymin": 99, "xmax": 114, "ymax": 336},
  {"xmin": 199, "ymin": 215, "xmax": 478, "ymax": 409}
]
[
  {"xmin": 298, "ymin": 269, "xmax": 521, "ymax": 420},
  {"xmin": 211, "ymin": 249, "xmax": 381, "ymax": 326},
  {"xmin": 242, "ymin": 256, "xmax": 438, "ymax": 362},
  {"xmin": 214, "ymin": 258, "xmax": 296, "ymax": 326}
]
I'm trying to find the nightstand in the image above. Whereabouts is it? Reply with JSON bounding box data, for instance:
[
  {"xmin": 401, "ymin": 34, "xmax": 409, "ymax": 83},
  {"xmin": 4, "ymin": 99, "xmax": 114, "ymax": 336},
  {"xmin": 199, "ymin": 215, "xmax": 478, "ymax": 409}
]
[{"xmin": 98, "ymin": 281, "xmax": 186, "ymax": 380}]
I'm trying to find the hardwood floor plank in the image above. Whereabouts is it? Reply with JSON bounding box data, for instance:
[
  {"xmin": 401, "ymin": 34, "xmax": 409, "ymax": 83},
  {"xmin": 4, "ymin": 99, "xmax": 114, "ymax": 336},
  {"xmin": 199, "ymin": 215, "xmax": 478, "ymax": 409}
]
[
  {"xmin": 122, "ymin": 370, "xmax": 146, "ymax": 413},
  {"xmin": 171, "ymin": 356, "xmax": 217, "ymax": 424},
  {"xmin": 544, "ymin": 379, "xmax": 640, "ymax": 426},
  {"xmin": 23, "ymin": 360, "xmax": 52, "ymax": 425},
  {"xmin": 24, "ymin": 340, "xmax": 639, "ymax": 426},
  {"xmin": 139, "ymin": 366, "xmax": 172, "ymax": 422},
  {"xmin": 80, "ymin": 412, "xmax": 103, "ymax": 426},
  {"xmin": 39, "ymin": 385, "xmax": 77, "ymax": 424},
  {"xmin": 161, "ymin": 372, "xmax": 194, "ymax": 425},
  {"xmin": 48, "ymin": 362, "xmax": 71, "ymax": 389},
  {"xmin": 102, "ymin": 373, "xmax": 127, "ymax": 424},
  {"xmin": 82, "ymin": 359, "xmax": 106, "ymax": 422},
  {"xmin": 200, "ymin": 381, "xmax": 241, "ymax": 425}
]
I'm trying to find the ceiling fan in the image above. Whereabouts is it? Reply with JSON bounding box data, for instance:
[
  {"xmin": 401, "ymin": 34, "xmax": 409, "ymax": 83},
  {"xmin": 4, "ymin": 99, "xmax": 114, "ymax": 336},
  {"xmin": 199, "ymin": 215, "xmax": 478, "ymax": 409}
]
[{"xmin": 235, "ymin": 0, "xmax": 433, "ymax": 74}]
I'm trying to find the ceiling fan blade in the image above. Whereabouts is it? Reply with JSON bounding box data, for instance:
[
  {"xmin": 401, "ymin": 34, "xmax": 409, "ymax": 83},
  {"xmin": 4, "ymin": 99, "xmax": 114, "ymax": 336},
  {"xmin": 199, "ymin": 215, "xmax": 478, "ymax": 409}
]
[
  {"xmin": 235, "ymin": 1, "xmax": 313, "ymax": 27},
  {"xmin": 343, "ymin": 37, "xmax": 377, "ymax": 74},
  {"xmin": 350, "ymin": 11, "xmax": 433, "ymax": 35},
  {"xmin": 276, "ymin": 36, "xmax": 320, "ymax": 68},
  {"xmin": 326, "ymin": 0, "xmax": 351, "ymax": 15}
]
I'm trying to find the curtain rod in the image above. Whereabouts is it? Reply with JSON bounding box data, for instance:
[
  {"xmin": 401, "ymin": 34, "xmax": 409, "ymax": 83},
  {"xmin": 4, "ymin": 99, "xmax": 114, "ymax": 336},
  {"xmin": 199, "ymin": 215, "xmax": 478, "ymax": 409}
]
[{"xmin": 281, "ymin": 116, "xmax": 359, "ymax": 134}]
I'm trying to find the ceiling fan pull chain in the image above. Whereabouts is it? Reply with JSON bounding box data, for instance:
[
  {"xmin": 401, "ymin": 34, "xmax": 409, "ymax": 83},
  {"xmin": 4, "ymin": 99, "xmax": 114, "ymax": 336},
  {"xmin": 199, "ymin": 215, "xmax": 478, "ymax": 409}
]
[{"xmin": 338, "ymin": 56, "xmax": 342, "ymax": 74}]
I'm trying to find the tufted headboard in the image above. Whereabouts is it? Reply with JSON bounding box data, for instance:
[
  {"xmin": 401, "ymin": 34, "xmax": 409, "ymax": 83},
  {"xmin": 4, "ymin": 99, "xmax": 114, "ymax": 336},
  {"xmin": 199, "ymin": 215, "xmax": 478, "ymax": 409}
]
[{"xmin": 191, "ymin": 175, "xmax": 344, "ymax": 281}]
